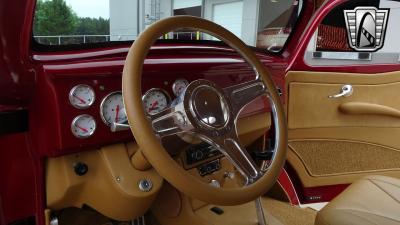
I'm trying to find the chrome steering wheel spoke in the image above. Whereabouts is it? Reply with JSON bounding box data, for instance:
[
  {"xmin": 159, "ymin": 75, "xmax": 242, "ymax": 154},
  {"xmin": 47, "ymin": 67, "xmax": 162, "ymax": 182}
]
[
  {"xmin": 223, "ymin": 77, "xmax": 267, "ymax": 115},
  {"xmin": 211, "ymin": 133, "xmax": 262, "ymax": 185},
  {"xmin": 149, "ymin": 105, "xmax": 192, "ymax": 138}
]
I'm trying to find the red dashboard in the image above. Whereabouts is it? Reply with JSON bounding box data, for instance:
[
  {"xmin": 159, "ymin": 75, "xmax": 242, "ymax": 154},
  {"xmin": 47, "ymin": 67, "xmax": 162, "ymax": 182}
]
[{"xmin": 32, "ymin": 45, "xmax": 285, "ymax": 157}]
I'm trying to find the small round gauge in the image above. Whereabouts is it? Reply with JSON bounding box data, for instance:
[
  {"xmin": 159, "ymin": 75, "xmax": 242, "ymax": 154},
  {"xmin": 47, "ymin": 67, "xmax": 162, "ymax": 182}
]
[
  {"xmin": 142, "ymin": 88, "xmax": 170, "ymax": 115},
  {"xmin": 71, "ymin": 114, "xmax": 96, "ymax": 138},
  {"xmin": 172, "ymin": 79, "xmax": 189, "ymax": 97},
  {"xmin": 100, "ymin": 91, "xmax": 127, "ymax": 126},
  {"xmin": 69, "ymin": 84, "xmax": 95, "ymax": 109}
]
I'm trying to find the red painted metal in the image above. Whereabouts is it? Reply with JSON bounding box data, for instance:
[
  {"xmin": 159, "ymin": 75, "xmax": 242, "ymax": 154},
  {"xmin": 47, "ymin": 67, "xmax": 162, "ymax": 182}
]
[
  {"xmin": 0, "ymin": 1, "xmax": 36, "ymax": 107},
  {"xmin": 278, "ymin": 165, "xmax": 349, "ymax": 205},
  {"xmin": 284, "ymin": 163, "xmax": 350, "ymax": 204},
  {"xmin": 0, "ymin": 1, "xmax": 44, "ymax": 225},
  {"xmin": 277, "ymin": 169, "xmax": 300, "ymax": 205},
  {"xmin": 288, "ymin": 0, "xmax": 400, "ymax": 73},
  {"xmin": 34, "ymin": 52, "xmax": 284, "ymax": 156},
  {"xmin": 301, "ymin": 184, "xmax": 350, "ymax": 204},
  {"xmin": 0, "ymin": 133, "xmax": 37, "ymax": 224}
]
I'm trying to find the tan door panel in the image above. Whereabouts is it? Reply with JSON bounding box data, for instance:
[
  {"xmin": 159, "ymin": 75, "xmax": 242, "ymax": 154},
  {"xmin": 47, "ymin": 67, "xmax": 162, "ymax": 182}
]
[
  {"xmin": 286, "ymin": 71, "xmax": 400, "ymax": 187},
  {"xmin": 288, "ymin": 82, "xmax": 400, "ymax": 129}
]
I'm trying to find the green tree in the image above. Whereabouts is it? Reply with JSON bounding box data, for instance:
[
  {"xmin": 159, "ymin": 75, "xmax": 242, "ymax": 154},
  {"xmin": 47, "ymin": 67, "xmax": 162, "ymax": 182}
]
[
  {"xmin": 33, "ymin": 0, "xmax": 78, "ymax": 36},
  {"xmin": 75, "ymin": 17, "xmax": 110, "ymax": 35},
  {"xmin": 33, "ymin": 0, "xmax": 110, "ymax": 44}
]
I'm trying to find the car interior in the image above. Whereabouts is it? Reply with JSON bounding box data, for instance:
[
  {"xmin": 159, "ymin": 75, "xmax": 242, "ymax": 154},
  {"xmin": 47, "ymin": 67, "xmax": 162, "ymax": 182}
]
[{"xmin": 1, "ymin": 0, "xmax": 400, "ymax": 225}]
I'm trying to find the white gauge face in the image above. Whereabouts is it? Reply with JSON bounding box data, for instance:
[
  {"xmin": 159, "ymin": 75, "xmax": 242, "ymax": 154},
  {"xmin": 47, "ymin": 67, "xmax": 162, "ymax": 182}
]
[
  {"xmin": 71, "ymin": 115, "xmax": 96, "ymax": 138},
  {"xmin": 172, "ymin": 79, "xmax": 189, "ymax": 97},
  {"xmin": 142, "ymin": 89, "xmax": 170, "ymax": 115},
  {"xmin": 100, "ymin": 92, "xmax": 127, "ymax": 126},
  {"xmin": 69, "ymin": 85, "xmax": 95, "ymax": 109}
]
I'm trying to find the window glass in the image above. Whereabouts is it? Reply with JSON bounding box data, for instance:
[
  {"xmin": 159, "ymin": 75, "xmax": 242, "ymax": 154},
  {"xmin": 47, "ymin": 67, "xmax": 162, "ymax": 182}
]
[
  {"xmin": 305, "ymin": 0, "xmax": 400, "ymax": 65},
  {"xmin": 33, "ymin": 0, "xmax": 303, "ymax": 52}
]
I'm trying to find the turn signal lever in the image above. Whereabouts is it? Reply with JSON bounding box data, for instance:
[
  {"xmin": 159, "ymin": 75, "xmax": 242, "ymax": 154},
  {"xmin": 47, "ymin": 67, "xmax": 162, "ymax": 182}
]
[{"xmin": 110, "ymin": 122, "xmax": 130, "ymax": 132}]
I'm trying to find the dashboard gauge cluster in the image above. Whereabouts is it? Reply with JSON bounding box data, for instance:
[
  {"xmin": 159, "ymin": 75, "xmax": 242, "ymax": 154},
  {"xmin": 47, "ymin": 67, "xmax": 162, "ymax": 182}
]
[
  {"xmin": 69, "ymin": 84, "xmax": 97, "ymax": 139},
  {"xmin": 142, "ymin": 88, "xmax": 171, "ymax": 115},
  {"xmin": 68, "ymin": 79, "xmax": 190, "ymax": 139},
  {"xmin": 100, "ymin": 92, "xmax": 127, "ymax": 126}
]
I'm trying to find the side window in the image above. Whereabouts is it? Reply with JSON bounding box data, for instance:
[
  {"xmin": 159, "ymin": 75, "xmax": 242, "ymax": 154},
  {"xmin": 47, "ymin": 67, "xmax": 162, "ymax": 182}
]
[{"xmin": 305, "ymin": 0, "xmax": 400, "ymax": 65}]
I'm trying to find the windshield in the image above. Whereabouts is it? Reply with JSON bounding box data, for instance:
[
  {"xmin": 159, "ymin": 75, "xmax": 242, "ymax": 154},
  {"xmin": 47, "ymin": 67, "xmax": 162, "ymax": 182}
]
[{"xmin": 33, "ymin": 0, "xmax": 303, "ymax": 52}]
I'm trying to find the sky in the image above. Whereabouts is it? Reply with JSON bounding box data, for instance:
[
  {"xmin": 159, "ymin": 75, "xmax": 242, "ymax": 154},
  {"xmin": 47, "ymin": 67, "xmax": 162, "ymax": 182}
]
[{"xmin": 65, "ymin": 0, "xmax": 109, "ymax": 18}]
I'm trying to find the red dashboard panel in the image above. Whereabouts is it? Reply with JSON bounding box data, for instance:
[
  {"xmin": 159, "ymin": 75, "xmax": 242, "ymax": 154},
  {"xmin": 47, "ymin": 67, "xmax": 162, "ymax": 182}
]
[{"xmin": 33, "ymin": 46, "xmax": 285, "ymax": 157}]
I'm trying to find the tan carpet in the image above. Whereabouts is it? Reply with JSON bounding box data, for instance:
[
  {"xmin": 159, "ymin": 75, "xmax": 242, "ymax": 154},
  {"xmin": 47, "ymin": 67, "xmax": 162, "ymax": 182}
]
[
  {"xmin": 263, "ymin": 198, "xmax": 317, "ymax": 225},
  {"xmin": 195, "ymin": 197, "xmax": 317, "ymax": 225}
]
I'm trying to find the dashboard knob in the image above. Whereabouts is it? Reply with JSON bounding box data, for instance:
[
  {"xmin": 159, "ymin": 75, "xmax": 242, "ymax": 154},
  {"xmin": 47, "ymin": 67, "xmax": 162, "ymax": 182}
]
[{"xmin": 73, "ymin": 162, "xmax": 88, "ymax": 176}]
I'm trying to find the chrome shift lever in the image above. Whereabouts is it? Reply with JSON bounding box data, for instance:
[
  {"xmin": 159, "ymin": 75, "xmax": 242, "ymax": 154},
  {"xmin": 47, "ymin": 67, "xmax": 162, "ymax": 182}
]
[{"xmin": 255, "ymin": 197, "xmax": 267, "ymax": 225}]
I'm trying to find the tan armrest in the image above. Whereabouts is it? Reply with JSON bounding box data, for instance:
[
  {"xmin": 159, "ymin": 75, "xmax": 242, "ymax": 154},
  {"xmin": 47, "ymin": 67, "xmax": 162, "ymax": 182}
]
[{"xmin": 339, "ymin": 102, "xmax": 400, "ymax": 118}]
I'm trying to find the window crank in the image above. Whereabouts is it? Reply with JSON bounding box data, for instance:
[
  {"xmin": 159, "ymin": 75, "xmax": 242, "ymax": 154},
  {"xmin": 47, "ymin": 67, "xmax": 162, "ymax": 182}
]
[{"xmin": 328, "ymin": 84, "xmax": 353, "ymax": 98}]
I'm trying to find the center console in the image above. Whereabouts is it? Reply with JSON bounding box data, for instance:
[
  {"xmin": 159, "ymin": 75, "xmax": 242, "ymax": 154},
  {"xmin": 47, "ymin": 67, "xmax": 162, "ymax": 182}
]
[{"xmin": 183, "ymin": 143, "xmax": 223, "ymax": 176}]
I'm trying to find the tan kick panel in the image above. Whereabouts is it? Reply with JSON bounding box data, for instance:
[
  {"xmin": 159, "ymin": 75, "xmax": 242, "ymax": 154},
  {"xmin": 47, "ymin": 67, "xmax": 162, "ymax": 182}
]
[
  {"xmin": 46, "ymin": 142, "xmax": 163, "ymax": 221},
  {"xmin": 286, "ymin": 71, "xmax": 400, "ymax": 187}
]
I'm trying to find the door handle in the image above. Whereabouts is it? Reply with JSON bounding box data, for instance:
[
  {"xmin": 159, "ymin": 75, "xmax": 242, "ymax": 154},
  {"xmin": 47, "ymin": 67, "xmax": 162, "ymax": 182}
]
[{"xmin": 328, "ymin": 84, "xmax": 353, "ymax": 98}]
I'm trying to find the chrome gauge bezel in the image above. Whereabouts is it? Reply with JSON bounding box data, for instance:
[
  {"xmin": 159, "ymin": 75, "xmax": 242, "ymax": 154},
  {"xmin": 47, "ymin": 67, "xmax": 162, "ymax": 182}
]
[
  {"xmin": 172, "ymin": 78, "xmax": 189, "ymax": 97},
  {"xmin": 69, "ymin": 84, "xmax": 96, "ymax": 109},
  {"xmin": 99, "ymin": 91, "xmax": 128, "ymax": 126},
  {"xmin": 142, "ymin": 88, "xmax": 171, "ymax": 115},
  {"xmin": 71, "ymin": 114, "xmax": 96, "ymax": 139}
]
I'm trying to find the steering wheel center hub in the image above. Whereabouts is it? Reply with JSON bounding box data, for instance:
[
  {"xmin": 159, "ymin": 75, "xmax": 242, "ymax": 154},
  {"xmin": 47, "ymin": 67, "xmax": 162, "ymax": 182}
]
[{"xmin": 189, "ymin": 84, "xmax": 229, "ymax": 128}]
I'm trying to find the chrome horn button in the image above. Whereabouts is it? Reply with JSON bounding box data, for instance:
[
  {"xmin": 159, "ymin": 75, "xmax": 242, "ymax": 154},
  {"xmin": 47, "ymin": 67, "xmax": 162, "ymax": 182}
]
[{"xmin": 190, "ymin": 85, "xmax": 229, "ymax": 128}]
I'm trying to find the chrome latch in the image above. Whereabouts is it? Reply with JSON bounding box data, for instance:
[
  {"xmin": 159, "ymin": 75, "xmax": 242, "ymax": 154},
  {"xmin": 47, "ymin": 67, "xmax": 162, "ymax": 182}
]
[{"xmin": 328, "ymin": 84, "xmax": 353, "ymax": 98}]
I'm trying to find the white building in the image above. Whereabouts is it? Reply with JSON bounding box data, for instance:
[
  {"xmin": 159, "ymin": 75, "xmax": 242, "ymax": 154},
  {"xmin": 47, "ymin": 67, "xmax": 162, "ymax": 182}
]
[{"xmin": 109, "ymin": 0, "xmax": 297, "ymax": 46}]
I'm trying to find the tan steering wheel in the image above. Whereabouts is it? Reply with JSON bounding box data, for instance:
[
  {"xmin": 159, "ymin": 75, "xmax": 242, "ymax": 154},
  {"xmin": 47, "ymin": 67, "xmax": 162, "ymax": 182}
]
[{"xmin": 122, "ymin": 16, "xmax": 287, "ymax": 205}]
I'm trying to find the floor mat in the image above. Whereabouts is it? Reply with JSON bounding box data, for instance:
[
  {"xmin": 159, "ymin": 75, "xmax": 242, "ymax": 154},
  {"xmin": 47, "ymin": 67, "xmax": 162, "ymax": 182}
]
[
  {"xmin": 195, "ymin": 197, "xmax": 317, "ymax": 225},
  {"xmin": 263, "ymin": 198, "xmax": 317, "ymax": 225}
]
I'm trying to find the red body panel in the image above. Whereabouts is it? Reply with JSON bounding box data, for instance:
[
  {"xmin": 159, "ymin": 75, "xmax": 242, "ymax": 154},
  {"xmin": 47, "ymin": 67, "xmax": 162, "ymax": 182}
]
[
  {"xmin": 0, "ymin": 133, "xmax": 38, "ymax": 224},
  {"xmin": 288, "ymin": 0, "xmax": 400, "ymax": 74},
  {"xmin": 277, "ymin": 169, "xmax": 300, "ymax": 205}
]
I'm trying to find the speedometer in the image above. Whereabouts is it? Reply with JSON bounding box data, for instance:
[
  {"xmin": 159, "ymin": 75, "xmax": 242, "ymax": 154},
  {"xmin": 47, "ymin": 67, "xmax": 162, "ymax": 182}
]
[
  {"xmin": 100, "ymin": 91, "xmax": 128, "ymax": 126},
  {"xmin": 142, "ymin": 88, "xmax": 170, "ymax": 115}
]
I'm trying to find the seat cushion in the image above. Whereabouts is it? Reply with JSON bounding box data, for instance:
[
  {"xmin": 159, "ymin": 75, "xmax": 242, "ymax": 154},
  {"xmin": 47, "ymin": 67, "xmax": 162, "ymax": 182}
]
[{"xmin": 315, "ymin": 175, "xmax": 400, "ymax": 225}]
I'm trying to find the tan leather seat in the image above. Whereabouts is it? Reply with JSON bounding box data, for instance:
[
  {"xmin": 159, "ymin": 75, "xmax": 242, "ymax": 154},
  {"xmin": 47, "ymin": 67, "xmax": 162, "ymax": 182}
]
[{"xmin": 315, "ymin": 175, "xmax": 400, "ymax": 225}]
